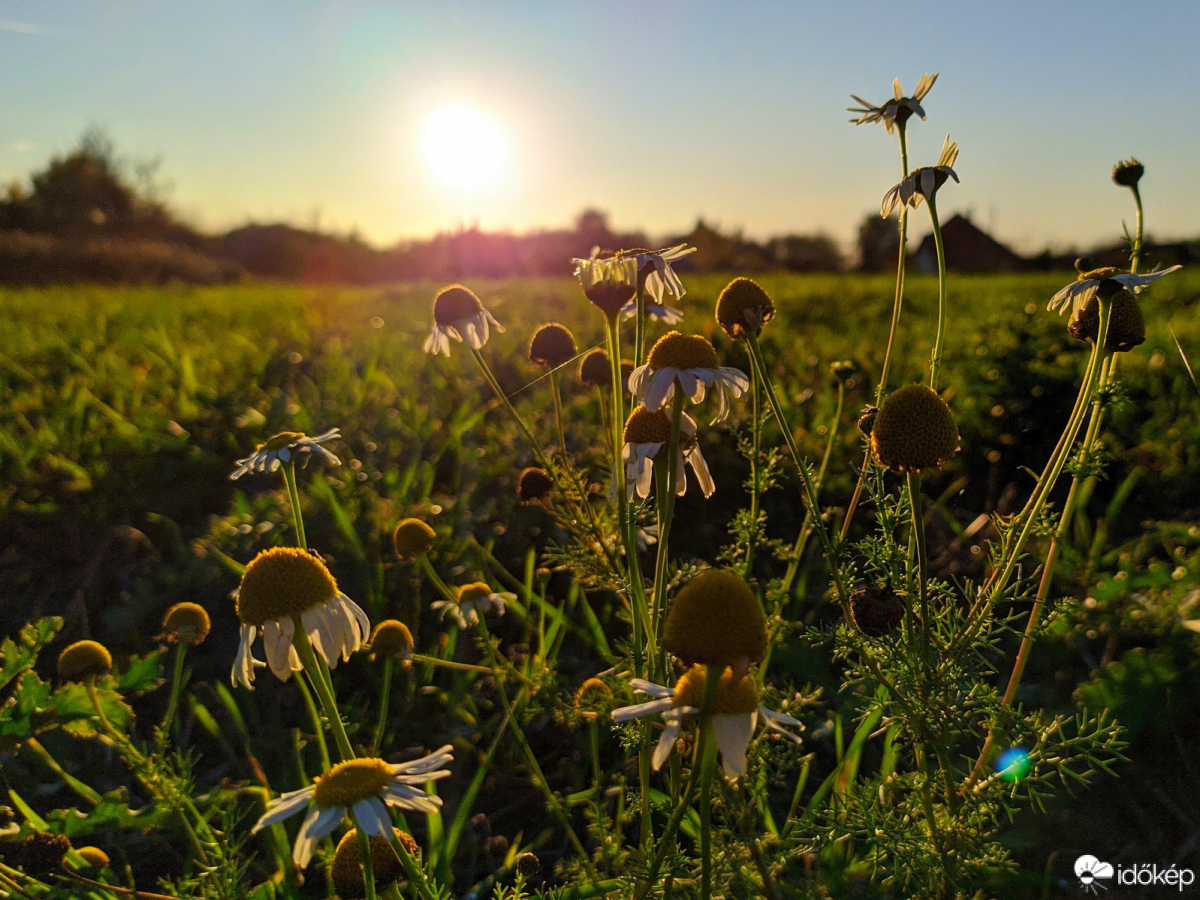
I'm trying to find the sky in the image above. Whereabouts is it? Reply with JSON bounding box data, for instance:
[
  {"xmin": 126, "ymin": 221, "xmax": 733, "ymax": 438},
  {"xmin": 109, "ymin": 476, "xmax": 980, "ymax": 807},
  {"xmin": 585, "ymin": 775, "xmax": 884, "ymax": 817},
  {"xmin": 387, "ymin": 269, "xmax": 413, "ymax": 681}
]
[{"xmin": 0, "ymin": 1, "xmax": 1197, "ymax": 254}]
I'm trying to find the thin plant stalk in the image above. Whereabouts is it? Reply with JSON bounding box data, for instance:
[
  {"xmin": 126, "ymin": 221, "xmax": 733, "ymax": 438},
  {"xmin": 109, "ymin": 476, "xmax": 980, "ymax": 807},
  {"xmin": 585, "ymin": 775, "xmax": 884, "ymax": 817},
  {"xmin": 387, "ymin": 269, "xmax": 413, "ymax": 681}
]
[
  {"xmin": 927, "ymin": 194, "xmax": 948, "ymax": 390},
  {"xmin": 351, "ymin": 810, "xmax": 379, "ymax": 900},
  {"xmin": 634, "ymin": 277, "xmax": 647, "ymax": 368},
  {"xmin": 371, "ymin": 656, "xmax": 394, "ymax": 756},
  {"xmin": 907, "ymin": 471, "xmax": 931, "ymax": 673},
  {"xmin": 550, "ymin": 369, "xmax": 567, "ymax": 458},
  {"xmin": 745, "ymin": 331, "xmax": 850, "ymax": 613},
  {"xmin": 282, "ymin": 461, "xmax": 307, "ymax": 550},
  {"xmin": 649, "ymin": 392, "xmax": 685, "ymax": 648},
  {"xmin": 1130, "ymin": 183, "xmax": 1144, "ymax": 275},
  {"xmin": 295, "ymin": 668, "xmax": 332, "ymax": 771},
  {"xmin": 744, "ymin": 350, "xmax": 764, "ymax": 577},
  {"xmin": 696, "ymin": 664, "xmax": 724, "ymax": 900},
  {"xmin": 159, "ymin": 643, "xmax": 188, "ymax": 735}
]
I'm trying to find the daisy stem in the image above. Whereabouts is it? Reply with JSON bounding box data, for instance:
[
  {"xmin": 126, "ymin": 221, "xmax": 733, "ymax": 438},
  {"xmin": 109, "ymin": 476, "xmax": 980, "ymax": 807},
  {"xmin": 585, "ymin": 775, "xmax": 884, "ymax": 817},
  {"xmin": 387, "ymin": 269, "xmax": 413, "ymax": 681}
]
[
  {"xmin": 291, "ymin": 622, "xmax": 355, "ymax": 761},
  {"xmin": 744, "ymin": 351, "xmax": 764, "ymax": 578},
  {"xmin": 469, "ymin": 348, "xmax": 552, "ymax": 471},
  {"xmin": 418, "ymin": 554, "xmax": 458, "ymax": 604},
  {"xmin": 409, "ymin": 654, "xmax": 499, "ymax": 675},
  {"xmin": 650, "ymin": 392, "xmax": 685, "ymax": 658},
  {"xmin": 906, "ymin": 471, "xmax": 931, "ymax": 674},
  {"xmin": 550, "ymin": 369, "xmax": 567, "ymax": 458},
  {"xmin": 282, "ymin": 461, "xmax": 307, "ymax": 551},
  {"xmin": 349, "ymin": 810, "xmax": 379, "ymax": 900},
  {"xmin": 745, "ymin": 331, "xmax": 850, "ymax": 615},
  {"xmin": 697, "ymin": 664, "xmax": 723, "ymax": 900},
  {"xmin": 159, "ymin": 643, "xmax": 188, "ymax": 735},
  {"xmin": 388, "ymin": 832, "xmax": 437, "ymax": 900},
  {"xmin": 295, "ymin": 668, "xmax": 332, "ymax": 771},
  {"xmin": 371, "ymin": 657, "xmax": 394, "ymax": 757},
  {"xmin": 951, "ymin": 300, "xmax": 1111, "ymax": 662},
  {"xmin": 1131, "ymin": 184, "xmax": 1144, "ymax": 274},
  {"xmin": 927, "ymin": 194, "xmax": 948, "ymax": 391},
  {"xmin": 635, "ymin": 279, "xmax": 647, "ymax": 368},
  {"xmin": 841, "ymin": 124, "xmax": 910, "ymax": 540}
]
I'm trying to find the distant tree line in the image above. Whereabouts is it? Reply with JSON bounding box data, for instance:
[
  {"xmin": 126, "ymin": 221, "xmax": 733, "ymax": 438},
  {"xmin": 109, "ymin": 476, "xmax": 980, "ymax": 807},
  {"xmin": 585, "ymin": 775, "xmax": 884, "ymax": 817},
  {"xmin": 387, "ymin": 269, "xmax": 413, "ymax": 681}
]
[{"xmin": 2, "ymin": 131, "xmax": 1197, "ymax": 285}]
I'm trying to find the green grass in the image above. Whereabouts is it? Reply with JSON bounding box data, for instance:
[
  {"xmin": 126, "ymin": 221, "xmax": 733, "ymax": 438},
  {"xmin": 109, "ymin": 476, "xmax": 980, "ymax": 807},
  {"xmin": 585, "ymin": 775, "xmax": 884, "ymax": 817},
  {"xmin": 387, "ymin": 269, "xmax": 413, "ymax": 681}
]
[{"xmin": 1, "ymin": 272, "xmax": 1198, "ymax": 893}]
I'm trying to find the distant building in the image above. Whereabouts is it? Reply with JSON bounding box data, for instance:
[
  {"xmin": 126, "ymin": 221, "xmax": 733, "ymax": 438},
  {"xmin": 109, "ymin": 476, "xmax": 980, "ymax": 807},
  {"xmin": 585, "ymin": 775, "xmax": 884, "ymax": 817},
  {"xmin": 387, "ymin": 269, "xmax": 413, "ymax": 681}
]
[{"xmin": 911, "ymin": 213, "xmax": 1025, "ymax": 273}]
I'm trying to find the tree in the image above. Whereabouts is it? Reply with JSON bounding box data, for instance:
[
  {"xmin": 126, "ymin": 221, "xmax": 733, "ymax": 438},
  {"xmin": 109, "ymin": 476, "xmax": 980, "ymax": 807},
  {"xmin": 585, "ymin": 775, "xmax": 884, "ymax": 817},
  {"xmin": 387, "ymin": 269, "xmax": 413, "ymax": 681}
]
[{"xmin": 857, "ymin": 211, "xmax": 900, "ymax": 272}]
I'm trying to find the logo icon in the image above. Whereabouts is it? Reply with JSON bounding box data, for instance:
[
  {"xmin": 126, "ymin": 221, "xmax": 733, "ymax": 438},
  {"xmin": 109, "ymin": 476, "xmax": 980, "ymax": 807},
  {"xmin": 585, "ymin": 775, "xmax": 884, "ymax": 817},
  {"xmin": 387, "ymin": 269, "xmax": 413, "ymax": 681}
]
[{"xmin": 1075, "ymin": 855, "xmax": 1114, "ymax": 893}]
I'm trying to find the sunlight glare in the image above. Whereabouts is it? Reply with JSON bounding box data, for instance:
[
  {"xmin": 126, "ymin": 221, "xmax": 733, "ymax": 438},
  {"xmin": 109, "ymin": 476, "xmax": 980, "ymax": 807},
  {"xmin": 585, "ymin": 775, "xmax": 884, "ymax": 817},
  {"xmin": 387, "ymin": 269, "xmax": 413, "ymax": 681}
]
[{"xmin": 421, "ymin": 105, "xmax": 507, "ymax": 191}]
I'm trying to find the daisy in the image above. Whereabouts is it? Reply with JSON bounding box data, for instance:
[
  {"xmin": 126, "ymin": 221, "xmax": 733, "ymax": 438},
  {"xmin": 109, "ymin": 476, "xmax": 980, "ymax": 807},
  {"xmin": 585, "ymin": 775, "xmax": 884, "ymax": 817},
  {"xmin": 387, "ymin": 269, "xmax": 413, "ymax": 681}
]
[
  {"xmin": 230, "ymin": 429, "xmax": 341, "ymax": 480},
  {"xmin": 251, "ymin": 746, "xmax": 453, "ymax": 868},
  {"xmin": 880, "ymin": 134, "xmax": 960, "ymax": 218},
  {"xmin": 611, "ymin": 666, "xmax": 801, "ymax": 778},
  {"xmin": 231, "ymin": 547, "xmax": 370, "ymax": 689},
  {"xmin": 848, "ymin": 72, "xmax": 938, "ymax": 135},
  {"xmin": 573, "ymin": 245, "xmax": 697, "ymax": 318},
  {"xmin": 423, "ymin": 284, "xmax": 504, "ymax": 357},
  {"xmin": 431, "ymin": 582, "xmax": 514, "ymax": 629},
  {"xmin": 1047, "ymin": 264, "xmax": 1182, "ymax": 316},
  {"xmin": 622, "ymin": 405, "xmax": 715, "ymax": 501},
  {"xmin": 628, "ymin": 331, "xmax": 749, "ymax": 424}
]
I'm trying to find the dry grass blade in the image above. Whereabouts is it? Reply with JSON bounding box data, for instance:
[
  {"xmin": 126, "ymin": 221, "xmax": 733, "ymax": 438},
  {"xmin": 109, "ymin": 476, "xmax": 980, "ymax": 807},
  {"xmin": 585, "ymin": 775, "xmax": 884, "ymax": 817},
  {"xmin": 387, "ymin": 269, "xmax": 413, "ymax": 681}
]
[{"xmin": 1170, "ymin": 324, "xmax": 1200, "ymax": 397}]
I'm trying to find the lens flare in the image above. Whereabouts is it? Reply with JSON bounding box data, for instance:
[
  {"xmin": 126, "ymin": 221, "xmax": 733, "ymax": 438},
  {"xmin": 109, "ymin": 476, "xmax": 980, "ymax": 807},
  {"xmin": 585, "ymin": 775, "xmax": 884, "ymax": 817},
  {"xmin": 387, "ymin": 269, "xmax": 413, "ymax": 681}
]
[{"xmin": 996, "ymin": 746, "xmax": 1032, "ymax": 782}]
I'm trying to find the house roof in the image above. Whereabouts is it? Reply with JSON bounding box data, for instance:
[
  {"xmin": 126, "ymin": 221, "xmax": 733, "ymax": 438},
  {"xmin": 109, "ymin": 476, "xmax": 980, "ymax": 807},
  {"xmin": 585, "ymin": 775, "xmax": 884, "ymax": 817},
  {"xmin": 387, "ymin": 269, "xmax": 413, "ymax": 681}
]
[{"xmin": 912, "ymin": 213, "xmax": 1025, "ymax": 272}]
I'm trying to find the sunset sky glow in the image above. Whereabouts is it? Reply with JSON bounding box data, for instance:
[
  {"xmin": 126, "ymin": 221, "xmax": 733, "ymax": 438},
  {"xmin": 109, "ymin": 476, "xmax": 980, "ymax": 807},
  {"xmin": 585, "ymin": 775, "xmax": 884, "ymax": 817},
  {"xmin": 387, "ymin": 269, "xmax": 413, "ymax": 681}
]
[{"xmin": 1, "ymin": 1, "xmax": 1197, "ymax": 253}]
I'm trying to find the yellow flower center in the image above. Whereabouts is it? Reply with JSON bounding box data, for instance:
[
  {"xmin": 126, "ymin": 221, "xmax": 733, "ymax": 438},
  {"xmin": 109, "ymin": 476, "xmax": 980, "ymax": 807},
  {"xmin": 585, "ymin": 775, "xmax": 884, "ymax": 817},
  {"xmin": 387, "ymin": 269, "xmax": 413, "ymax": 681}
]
[
  {"xmin": 663, "ymin": 569, "xmax": 767, "ymax": 667},
  {"xmin": 369, "ymin": 620, "xmax": 414, "ymax": 659},
  {"xmin": 259, "ymin": 431, "xmax": 305, "ymax": 452},
  {"xmin": 392, "ymin": 518, "xmax": 436, "ymax": 559},
  {"xmin": 75, "ymin": 847, "xmax": 110, "ymax": 870},
  {"xmin": 647, "ymin": 332, "xmax": 720, "ymax": 371},
  {"xmin": 715, "ymin": 277, "xmax": 775, "ymax": 339},
  {"xmin": 1079, "ymin": 266, "xmax": 1121, "ymax": 283},
  {"xmin": 236, "ymin": 547, "xmax": 339, "ymax": 626},
  {"xmin": 672, "ymin": 666, "xmax": 760, "ymax": 715},
  {"xmin": 623, "ymin": 406, "xmax": 672, "ymax": 445},
  {"xmin": 869, "ymin": 383, "xmax": 959, "ymax": 474},
  {"xmin": 312, "ymin": 757, "xmax": 394, "ymax": 808},
  {"xmin": 457, "ymin": 582, "xmax": 493, "ymax": 605},
  {"xmin": 432, "ymin": 285, "xmax": 483, "ymax": 326},
  {"xmin": 162, "ymin": 602, "xmax": 211, "ymax": 645},
  {"xmin": 528, "ymin": 323, "xmax": 578, "ymax": 368},
  {"xmin": 57, "ymin": 640, "xmax": 112, "ymax": 681}
]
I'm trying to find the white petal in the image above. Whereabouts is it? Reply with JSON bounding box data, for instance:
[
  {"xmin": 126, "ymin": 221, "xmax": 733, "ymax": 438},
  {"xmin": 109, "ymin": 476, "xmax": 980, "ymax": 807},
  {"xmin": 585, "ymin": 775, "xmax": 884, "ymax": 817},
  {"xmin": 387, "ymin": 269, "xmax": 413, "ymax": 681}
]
[
  {"xmin": 612, "ymin": 697, "xmax": 675, "ymax": 722},
  {"xmin": 761, "ymin": 706, "xmax": 804, "ymax": 743},
  {"xmin": 628, "ymin": 364, "xmax": 653, "ymax": 399},
  {"xmin": 678, "ymin": 369, "xmax": 706, "ymax": 404},
  {"xmin": 643, "ymin": 368, "xmax": 678, "ymax": 412},
  {"xmin": 711, "ymin": 712, "xmax": 757, "ymax": 778},
  {"xmin": 352, "ymin": 797, "xmax": 392, "ymax": 835},
  {"xmin": 252, "ymin": 787, "xmax": 315, "ymax": 833},
  {"xmin": 629, "ymin": 679, "xmax": 673, "ymax": 699},
  {"xmin": 232, "ymin": 624, "xmax": 262, "ymax": 689},
  {"xmin": 1115, "ymin": 266, "xmax": 1182, "ymax": 291},
  {"xmin": 384, "ymin": 783, "xmax": 443, "ymax": 814},
  {"xmin": 264, "ymin": 618, "xmax": 300, "ymax": 682},
  {"xmin": 460, "ymin": 317, "xmax": 483, "ymax": 350},
  {"xmin": 1047, "ymin": 280, "xmax": 1091, "ymax": 315},
  {"xmin": 688, "ymin": 445, "xmax": 716, "ymax": 498},
  {"xmin": 652, "ymin": 712, "xmax": 684, "ymax": 771}
]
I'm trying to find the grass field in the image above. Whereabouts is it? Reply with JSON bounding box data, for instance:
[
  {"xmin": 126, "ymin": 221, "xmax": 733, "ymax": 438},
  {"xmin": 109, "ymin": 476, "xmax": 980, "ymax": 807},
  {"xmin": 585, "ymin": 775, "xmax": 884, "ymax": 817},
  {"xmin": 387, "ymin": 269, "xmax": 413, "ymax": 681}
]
[{"xmin": 2, "ymin": 272, "xmax": 1199, "ymax": 895}]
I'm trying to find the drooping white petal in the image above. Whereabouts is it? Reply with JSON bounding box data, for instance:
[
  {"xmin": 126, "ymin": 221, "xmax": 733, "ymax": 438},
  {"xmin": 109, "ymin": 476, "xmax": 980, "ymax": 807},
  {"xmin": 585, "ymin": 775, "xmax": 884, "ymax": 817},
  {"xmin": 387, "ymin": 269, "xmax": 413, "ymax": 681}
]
[
  {"xmin": 1047, "ymin": 280, "xmax": 1095, "ymax": 315},
  {"xmin": 424, "ymin": 325, "xmax": 452, "ymax": 357},
  {"xmin": 629, "ymin": 679, "xmax": 673, "ymax": 699},
  {"xmin": 459, "ymin": 316, "xmax": 483, "ymax": 350},
  {"xmin": 232, "ymin": 624, "xmax": 264, "ymax": 689},
  {"xmin": 1115, "ymin": 266, "xmax": 1182, "ymax": 292},
  {"xmin": 711, "ymin": 712, "xmax": 757, "ymax": 778},
  {"xmin": 383, "ymin": 783, "xmax": 444, "ymax": 814},
  {"xmin": 263, "ymin": 618, "xmax": 301, "ymax": 682},
  {"xmin": 688, "ymin": 444, "xmax": 716, "ymax": 498},
  {"xmin": 293, "ymin": 803, "xmax": 343, "ymax": 868},
  {"xmin": 612, "ymin": 697, "xmax": 675, "ymax": 722},
  {"xmin": 352, "ymin": 797, "xmax": 393, "ymax": 836},
  {"xmin": 761, "ymin": 706, "xmax": 804, "ymax": 743},
  {"xmin": 252, "ymin": 786, "xmax": 315, "ymax": 833},
  {"xmin": 642, "ymin": 367, "xmax": 679, "ymax": 412},
  {"xmin": 627, "ymin": 363, "xmax": 653, "ymax": 399},
  {"xmin": 653, "ymin": 710, "xmax": 685, "ymax": 771},
  {"xmin": 678, "ymin": 368, "xmax": 707, "ymax": 404},
  {"xmin": 392, "ymin": 744, "xmax": 455, "ymax": 776}
]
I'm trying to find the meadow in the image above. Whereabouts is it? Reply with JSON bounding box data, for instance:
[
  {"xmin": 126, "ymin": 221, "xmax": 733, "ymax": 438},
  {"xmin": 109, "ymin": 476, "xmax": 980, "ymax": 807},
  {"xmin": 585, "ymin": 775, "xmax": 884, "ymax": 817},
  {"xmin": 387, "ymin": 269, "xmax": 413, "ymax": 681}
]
[{"xmin": 1, "ymin": 270, "xmax": 1198, "ymax": 898}]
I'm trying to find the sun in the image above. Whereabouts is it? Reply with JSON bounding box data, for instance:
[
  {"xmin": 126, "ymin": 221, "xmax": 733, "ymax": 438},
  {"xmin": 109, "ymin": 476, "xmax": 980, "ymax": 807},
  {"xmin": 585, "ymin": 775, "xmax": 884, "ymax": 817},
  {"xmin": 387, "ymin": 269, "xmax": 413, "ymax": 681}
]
[{"xmin": 421, "ymin": 105, "xmax": 507, "ymax": 191}]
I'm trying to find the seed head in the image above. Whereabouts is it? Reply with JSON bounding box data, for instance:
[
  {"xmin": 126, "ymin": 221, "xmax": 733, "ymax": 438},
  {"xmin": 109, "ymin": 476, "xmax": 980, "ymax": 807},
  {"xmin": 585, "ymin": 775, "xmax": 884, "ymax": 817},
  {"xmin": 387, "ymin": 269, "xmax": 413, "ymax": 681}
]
[
  {"xmin": 528, "ymin": 323, "xmax": 578, "ymax": 368},
  {"xmin": 663, "ymin": 569, "xmax": 767, "ymax": 668},
  {"xmin": 313, "ymin": 758, "xmax": 394, "ymax": 809},
  {"xmin": 432, "ymin": 285, "xmax": 484, "ymax": 326},
  {"xmin": 578, "ymin": 348, "xmax": 633, "ymax": 392},
  {"xmin": 485, "ymin": 835, "xmax": 509, "ymax": 858},
  {"xmin": 236, "ymin": 547, "xmax": 339, "ymax": 627},
  {"xmin": 57, "ymin": 640, "xmax": 112, "ymax": 682},
  {"xmin": 392, "ymin": 518, "xmax": 436, "ymax": 559},
  {"xmin": 1112, "ymin": 158, "xmax": 1144, "ymax": 187},
  {"xmin": 869, "ymin": 384, "xmax": 959, "ymax": 474},
  {"xmin": 516, "ymin": 852, "xmax": 541, "ymax": 878},
  {"xmin": 647, "ymin": 331, "xmax": 719, "ymax": 371},
  {"xmin": 849, "ymin": 585, "xmax": 905, "ymax": 637},
  {"xmin": 161, "ymin": 602, "xmax": 211, "ymax": 646},
  {"xmin": 575, "ymin": 677, "xmax": 614, "ymax": 714},
  {"xmin": 369, "ymin": 620, "xmax": 414, "ymax": 661},
  {"xmin": 1067, "ymin": 291, "xmax": 1146, "ymax": 353},
  {"xmin": 830, "ymin": 360, "xmax": 858, "ymax": 384},
  {"xmin": 715, "ymin": 277, "xmax": 775, "ymax": 339},
  {"xmin": 672, "ymin": 665, "xmax": 760, "ymax": 714},
  {"xmin": 517, "ymin": 467, "xmax": 555, "ymax": 502},
  {"xmin": 623, "ymin": 406, "xmax": 672, "ymax": 445},
  {"xmin": 19, "ymin": 832, "xmax": 71, "ymax": 877},
  {"xmin": 74, "ymin": 846, "xmax": 110, "ymax": 869},
  {"xmin": 330, "ymin": 827, "xmax": 418, "ymax": 899}
]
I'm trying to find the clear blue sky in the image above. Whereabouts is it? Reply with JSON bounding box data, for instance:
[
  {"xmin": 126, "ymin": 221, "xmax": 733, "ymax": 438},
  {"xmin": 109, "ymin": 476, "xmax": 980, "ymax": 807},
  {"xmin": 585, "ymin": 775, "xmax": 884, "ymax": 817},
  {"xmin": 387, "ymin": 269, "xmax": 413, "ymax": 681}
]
[{"xmin": 1, "ymin": 1, "xmax": 1197, "ymax": 253}]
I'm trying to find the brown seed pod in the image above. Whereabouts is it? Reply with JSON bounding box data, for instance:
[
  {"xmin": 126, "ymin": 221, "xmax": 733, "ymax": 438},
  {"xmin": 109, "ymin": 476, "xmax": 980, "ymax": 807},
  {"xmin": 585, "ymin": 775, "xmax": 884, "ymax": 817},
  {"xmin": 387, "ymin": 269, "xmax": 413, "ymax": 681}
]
[
  {"xmin": 1112, "ymin": 158, "xmax": 1144, "ymax": 187},
  {"xmin": 517, "ymin": 467, "xmax": 555, "ymax": 502},
  {"xmin": 1066, "ymin": 290, "xmax": 1146, "ymax": 353},
  {"xmin": 849, "ymin": 585, "xmax": 905, "ymax": 637},
  {"xmin": 528, "ymin": 323, "xmax": 578, "ymax": 368},
  {"xmin": 715, "ymin": 277, "xmax": 775, "ymax": 339},
  {"xmin": 869, "ymin": 384, "xmax": 959, "ymax": 474}
]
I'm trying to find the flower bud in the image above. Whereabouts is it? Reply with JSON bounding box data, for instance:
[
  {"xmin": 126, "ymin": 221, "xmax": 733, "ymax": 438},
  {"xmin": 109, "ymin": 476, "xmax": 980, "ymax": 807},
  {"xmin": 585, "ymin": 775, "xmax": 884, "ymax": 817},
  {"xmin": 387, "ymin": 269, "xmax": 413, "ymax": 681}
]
[
  {"xmin": 392, "ymin": 518, "xmax": 436, "ymax": 559},
  {"xmin": 57, "ymin": 640, "xmax": 112, "ymax": 682},
  {"xmin": 870, "ymin": 384, "xmax": 959, "ymax": 474}
]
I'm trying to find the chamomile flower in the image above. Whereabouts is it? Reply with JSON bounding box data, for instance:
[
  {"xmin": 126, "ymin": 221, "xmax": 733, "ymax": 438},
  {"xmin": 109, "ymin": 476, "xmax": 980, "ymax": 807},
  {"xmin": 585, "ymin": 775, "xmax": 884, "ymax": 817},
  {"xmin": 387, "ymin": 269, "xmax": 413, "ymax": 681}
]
[
  {"xmin": 628, "ymin": 331, "xmax": 749, "ymax": 424},
  {"xmin": 880, "ymin": 134, "xmax": 960, "ymax": 218},
  {"xmin": 252, "ymin": 747, "xmax": 453, "ymax": 868},
  {"xmin": 612, "ymin": 666, "xmax": 801, "ymax": 777},
  {"xmin": 423, "ymin": 284, "xmax": 504, "ymax": 356},
  {"xmin": 431, "ymin": 582, "xmax": 514, "ymax": 629},
  {"xmin": 662, "ymin": 569, "xmax": 766, "ymax": 676},
  {"xmin": 573, "ymin": 245, "xmax": 696, "ymax": 318},
  {"xmin": 848, "ymin": 72, "xmax": 938, "ymax": 135},
  {"xmin": 1047, "ymin": 264, "xmax": 1182, "ymax": 316},
  {"xmin": 230, "ymin": 429, "xmax": 341, "ymax": 480},
  {"xmin": 622, "ymin": 405, "xmax": 715, "ymax": 501},
  {"xmin": 231, "ymin": 547, "xmax": 369, "ymax": 689}
]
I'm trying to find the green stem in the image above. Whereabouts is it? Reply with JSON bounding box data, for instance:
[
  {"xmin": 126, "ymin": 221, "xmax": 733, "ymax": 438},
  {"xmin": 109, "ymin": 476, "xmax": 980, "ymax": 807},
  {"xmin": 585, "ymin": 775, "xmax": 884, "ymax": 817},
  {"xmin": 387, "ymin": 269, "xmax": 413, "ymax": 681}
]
[
  {"xmin": 650, "ymin": 392, "xmax": 685, "ymax": 654},
  {"xmin": 282, "ymin": 461, "xmax": 307, "ymax": 550},
  {"xmin": 388, "ymin": 832, "xmax": 437, "ymax": 900},
  {"xmin": 550, "ymin": 369, "xmax": 567, "ymax": 458},
  {"xmin": 745, "ymin": 331, "xmax": 850, "ymax": 613},
  {"xmin": 697, "ymin": 665, "xmax": 723, "ymax": 900},
  {"xmin": 371, "ymin": 657, "xmax": 394, "ymax": 756},
  {"xmin": 159, "ymin": 643, "xmax": 188, "ymax": 735},
  {"xmin": 744, "ymin": 351, "xmax": 764, "ymax": 577},
  {"xmin": 291, "ymin": 622, "xmax": 354, "ymax": 761},
  {"xmin": 927, "ymin": 194, "xmax": 948, "ymax": 390},
  {"xmin": 24, "ymin": 737, "xmax": 101, "ymax": 806},
  {"xmin": 634, "ymin": 275, "xmax": 647, "ymax": 367},
  {"xmin": 351, "ymin": 811, "xmax": 379, "ymax": 900},
  {"xmin": 907, "ymin": 472, "xmax": 933, "ymax": 680},
  {"xmin": 418, "ymin": 553, "xmax": 458, "ymax": 604},
  {"xmin": 1131, "ymin": 184, "xmax": 1144, "ymax": 274},
  {"xmin": 295, "ymin": 667, "xmax": 332, "ymax": 771},
  {"xmin": 410, "ymin": 653, "xmax": 498, "ymax": 675}
]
